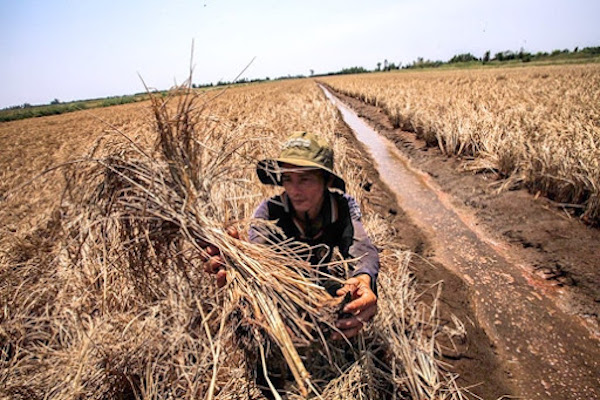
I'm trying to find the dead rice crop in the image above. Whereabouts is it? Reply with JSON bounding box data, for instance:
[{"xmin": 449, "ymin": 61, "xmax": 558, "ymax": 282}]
[
  {"xmin": 321, "ymin": 64, "xmax": 600, "ymax": 224},
  {"xmin": 1, "ymin": 79, "xmax": 469, "ymax": 399}
]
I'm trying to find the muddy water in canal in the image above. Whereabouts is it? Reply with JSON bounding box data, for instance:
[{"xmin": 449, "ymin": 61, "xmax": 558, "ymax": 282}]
[{"xmin": 321, "ymin": 86, "xmax": 600, "ymax": 400}]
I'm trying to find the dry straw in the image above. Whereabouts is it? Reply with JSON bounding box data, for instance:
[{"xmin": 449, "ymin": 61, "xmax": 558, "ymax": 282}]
[
  {"xmin": 69, "ymin": 80, "xmax": 353, "ymax": 397},
  {"xmin": 322, "ymin": 64, "xmax": 600, "ymax": 224},
  {"xmin": 1, "ymin": 77, "xmax": 470, "ymax": 399}
]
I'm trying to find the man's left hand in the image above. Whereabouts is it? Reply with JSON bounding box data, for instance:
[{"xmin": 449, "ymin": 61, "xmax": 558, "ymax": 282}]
[{"xmin": 332, "ymin": 274, "xmax": 377, "ymax": 340}]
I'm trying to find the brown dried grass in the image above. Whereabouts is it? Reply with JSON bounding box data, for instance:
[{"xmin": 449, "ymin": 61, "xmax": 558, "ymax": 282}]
[
  {"xmin": 1, "ymin": 78, "xmax": 470, "ymax": 399},
  {"xmin": 321, "ymin": 64, "xmax": 600, "ymax": 224}
]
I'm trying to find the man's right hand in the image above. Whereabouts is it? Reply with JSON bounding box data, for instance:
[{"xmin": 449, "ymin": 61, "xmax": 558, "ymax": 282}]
[{"xmin": 201, "ymin": 227, "xmax": 239, "ymax": 288}]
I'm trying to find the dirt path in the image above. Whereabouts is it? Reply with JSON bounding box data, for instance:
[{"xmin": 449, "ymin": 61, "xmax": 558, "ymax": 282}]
[{"xmin": 324, "ymin": 85, "xmax": 600, "ymax": 400}]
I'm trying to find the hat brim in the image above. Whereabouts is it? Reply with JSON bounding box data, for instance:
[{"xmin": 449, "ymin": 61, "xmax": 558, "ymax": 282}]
[{"xmin": 257, "ymin": 158, "xmax": 346, "ymax": 192}]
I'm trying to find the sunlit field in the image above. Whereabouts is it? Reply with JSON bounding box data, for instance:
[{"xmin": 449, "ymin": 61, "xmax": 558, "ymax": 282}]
[
  {"xmin": 321, "ymin": 64, "xmax": 600, "ymax": 224},
  {"xmin": 0, "ymin": 81, "xmax": 465, "ymax": 399}
]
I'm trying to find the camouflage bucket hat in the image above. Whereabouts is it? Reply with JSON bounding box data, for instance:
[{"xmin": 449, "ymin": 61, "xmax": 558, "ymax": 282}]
[{"xmin": 256, "ymin": 131, "xmax": 346, "ymax": 192}]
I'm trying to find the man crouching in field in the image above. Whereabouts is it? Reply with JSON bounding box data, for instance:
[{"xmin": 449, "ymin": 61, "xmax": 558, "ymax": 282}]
[{"xmin": 203, "ymin": 131, "xmax": 379, "ymax": 394}]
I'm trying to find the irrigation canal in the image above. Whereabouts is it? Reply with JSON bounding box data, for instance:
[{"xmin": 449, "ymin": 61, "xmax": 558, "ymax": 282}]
[{"xmin": 321, "ymin": 85, "xmax": 600, "ymax": 400}]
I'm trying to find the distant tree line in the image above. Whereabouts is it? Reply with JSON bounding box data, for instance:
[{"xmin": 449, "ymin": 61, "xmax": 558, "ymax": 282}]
[
  {"xmin": 4, "ymin": 46, "xmax": 598, "ymax": 122},
  {"xmin": 302, "ymin": 46, "xmax": 599, "ymax": 77},
  {"xmin": 401, "ymin": 46, "xmax": 600, "ymax": 69},
  {"xmin": 319, "ymin": 66, "xmax": 370, "ymax": 76},
  {"xmin": 375, "ymin": 59, "xmax": 401, "ymax": 71},
  {"xmin": 191, "ymin": 76, "xmax": 272, "ymax": 88},
  {"xmin": 353, "ymin": 46, "xmax": 600, "ymax": 72},
  {"xmin": 0, "ymin": 94, "xmax": 146, "ymax": 123},
  {"xmin": 189, "ymin": 46, "xmax": 600, "ymax": 89}
]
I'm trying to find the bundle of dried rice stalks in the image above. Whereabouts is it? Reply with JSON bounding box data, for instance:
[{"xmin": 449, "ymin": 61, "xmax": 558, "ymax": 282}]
[
  {"xmin": 61, "ymin": 82, "xmax": 351, "ymax": 397},
  {"xmin": 1, "ymin": 78, "xmax": 472, "ymax": 400},
  {"xmin": 283, "ymin": 249, "xmax": 469, "ymax": 400}
]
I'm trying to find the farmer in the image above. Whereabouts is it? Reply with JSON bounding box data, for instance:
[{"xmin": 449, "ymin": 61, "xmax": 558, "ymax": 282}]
[{"xmin": 205, "ymin": 131, "xmax": 379, "ymax": 340}]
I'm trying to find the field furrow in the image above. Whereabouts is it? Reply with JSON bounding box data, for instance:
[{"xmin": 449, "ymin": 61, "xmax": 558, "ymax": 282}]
[{"xmin": 321, "ymin": 64, "xmax": 600, "ymax": 224}]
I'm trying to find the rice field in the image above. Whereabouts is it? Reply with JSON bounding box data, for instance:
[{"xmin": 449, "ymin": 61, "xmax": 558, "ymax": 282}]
[
  {"xmin": 320, "ymin": 64, "xmax": 600, "ymax": 224},
  {"xmin": 0, "ymin": 80, "xmax": 467, "ymax": 399}
]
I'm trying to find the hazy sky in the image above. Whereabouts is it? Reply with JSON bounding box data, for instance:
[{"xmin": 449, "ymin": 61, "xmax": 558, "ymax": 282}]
[{"xmin": 1, "ymin": 0, "xmax": 598, "ymax": 108}]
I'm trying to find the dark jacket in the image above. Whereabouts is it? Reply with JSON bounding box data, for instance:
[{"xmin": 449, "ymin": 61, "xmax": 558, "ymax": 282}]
[{"xmin": 248, "ymin": 190, "xmax": 379, "ymax": 292}]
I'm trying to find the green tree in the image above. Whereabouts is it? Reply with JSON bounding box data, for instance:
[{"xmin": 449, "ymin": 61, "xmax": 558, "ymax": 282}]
[
  {"xmin": 581, "ymin": 46, "xmax": 600, "ymax": 55},
  {"xmin": 449, "ymin": 53, "xmax": 478, "ymax": 63},
  {"xmin": 483, "ymin": 50, "xmax": 490, "ymax": 63}
]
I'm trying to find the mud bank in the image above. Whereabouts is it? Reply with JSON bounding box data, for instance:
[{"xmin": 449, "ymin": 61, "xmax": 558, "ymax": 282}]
[
  {"xmin": 323, "ymin": 85, "xmax": 600, "ymax": 337},
  {"xmin": 327, "ymin": 90, "xmax": 515, "ymax": 400}
]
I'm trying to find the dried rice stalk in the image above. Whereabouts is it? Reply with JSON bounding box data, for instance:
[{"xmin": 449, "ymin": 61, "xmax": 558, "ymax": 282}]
[
  {"xmin": 1, "ymin": 76, "xmax": 473, "ymax": 400},
  {"xmin": 58, "ymin": 79, "xmax": 347, "ymax": 397}
]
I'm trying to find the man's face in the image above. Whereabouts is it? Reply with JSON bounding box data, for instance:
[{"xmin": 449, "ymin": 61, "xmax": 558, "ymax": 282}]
[{"xmin": 281, "ymin": 164, "xmax": 326, "ymax": 217}]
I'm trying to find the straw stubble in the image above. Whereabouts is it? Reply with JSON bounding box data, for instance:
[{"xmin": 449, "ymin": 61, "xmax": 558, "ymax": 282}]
[{"xmin": 1, "ymin": 78, "xmax": 470, "ymax": 399}]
